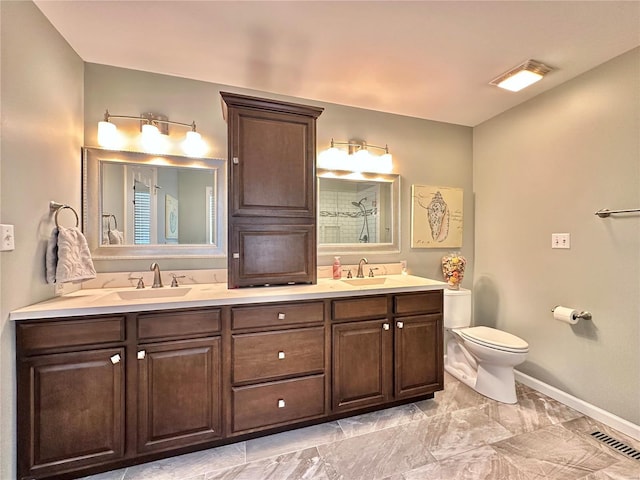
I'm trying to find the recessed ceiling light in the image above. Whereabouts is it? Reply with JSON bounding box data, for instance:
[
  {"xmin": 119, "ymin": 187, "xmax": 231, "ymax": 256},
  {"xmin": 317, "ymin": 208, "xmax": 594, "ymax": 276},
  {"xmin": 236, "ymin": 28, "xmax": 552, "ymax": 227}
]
[{"xmin": 490, "ymin": 60, "xmax": 552, "ymax": 92}]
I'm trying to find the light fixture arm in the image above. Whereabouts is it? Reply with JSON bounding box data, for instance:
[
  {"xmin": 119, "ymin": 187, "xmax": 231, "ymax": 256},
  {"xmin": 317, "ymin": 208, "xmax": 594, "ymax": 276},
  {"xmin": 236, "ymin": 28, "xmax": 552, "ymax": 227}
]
[
  {"xmin": 330, "ymin": 138, "xmax": 390, "ymax": 155},
  {"xmin": 102, "ymin": 109, "xmax": 197, "ymax": 133}
]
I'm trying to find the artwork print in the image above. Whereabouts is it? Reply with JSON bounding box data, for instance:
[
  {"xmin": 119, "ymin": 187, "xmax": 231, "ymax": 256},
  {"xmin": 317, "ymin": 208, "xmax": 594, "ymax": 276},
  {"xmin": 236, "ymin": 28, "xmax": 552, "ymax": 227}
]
[
  {"xmin": 411, "ymin": 185, "xmax": 463, "ymax": 248},
  {"xmin": 165, "ymin": 194, "xmax": 179, "ymax": 240}
]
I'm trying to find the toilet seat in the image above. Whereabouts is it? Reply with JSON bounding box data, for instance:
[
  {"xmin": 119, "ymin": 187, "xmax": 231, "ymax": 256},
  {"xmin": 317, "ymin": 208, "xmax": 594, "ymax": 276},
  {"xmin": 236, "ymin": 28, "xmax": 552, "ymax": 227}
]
[{"xmin": 456, "ymin": 326, "xmax": 529, "ymax": 353}]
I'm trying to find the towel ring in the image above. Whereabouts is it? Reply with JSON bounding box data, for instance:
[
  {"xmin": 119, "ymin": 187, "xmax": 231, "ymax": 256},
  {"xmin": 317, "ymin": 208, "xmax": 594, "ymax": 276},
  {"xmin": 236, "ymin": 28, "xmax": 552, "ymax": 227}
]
[{"xmin": 53, "ymin": 205, "xmax": 79, "ymax": 228}]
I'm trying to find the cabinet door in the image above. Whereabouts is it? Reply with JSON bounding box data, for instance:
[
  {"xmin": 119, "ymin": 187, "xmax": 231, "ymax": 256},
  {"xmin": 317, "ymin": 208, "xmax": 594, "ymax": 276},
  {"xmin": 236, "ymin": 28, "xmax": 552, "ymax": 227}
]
[
  {"xmin": 137, "ymin": 337, "xmax": 222, "ymax": 453},
  {"xmin": 18, "ymin": 348, "xmax": 124, "ymax": 478},
  {"xmin": 227, "ymin": 107, "xmax": 316, "ymax": 218},
  {"xmin": 229, "ymin": 222, "xmax": 316, "ymax": 287},
  {"xmin": 332, "ymin": 319, "xmax": 392, "ymax": 412},
  {"xmin": 394, "ymin": 314, "xmax": 443, "ymax": 399}
]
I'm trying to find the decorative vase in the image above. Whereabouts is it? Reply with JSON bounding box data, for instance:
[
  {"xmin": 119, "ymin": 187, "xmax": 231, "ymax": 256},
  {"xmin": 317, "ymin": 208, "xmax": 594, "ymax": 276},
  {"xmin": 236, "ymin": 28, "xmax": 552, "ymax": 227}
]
[{"xmin": 441, "ymin": 252, "xmax": 466, "ymax": 290}]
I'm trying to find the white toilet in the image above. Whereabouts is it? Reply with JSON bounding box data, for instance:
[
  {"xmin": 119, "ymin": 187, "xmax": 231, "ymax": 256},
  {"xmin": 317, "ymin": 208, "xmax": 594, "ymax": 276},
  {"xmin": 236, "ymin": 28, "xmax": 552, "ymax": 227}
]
[{"xmin": 443, "ymin": 288, "xmax": 529, "ymax": 404}]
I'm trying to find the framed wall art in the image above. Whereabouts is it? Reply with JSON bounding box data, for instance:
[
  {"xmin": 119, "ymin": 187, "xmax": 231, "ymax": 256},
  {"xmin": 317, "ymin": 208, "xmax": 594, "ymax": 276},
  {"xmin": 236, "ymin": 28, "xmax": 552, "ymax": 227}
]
[
  {"xmin": 411, "ymin": 185, "xmax": 463, "ymax": 248},
  {"xmin": 165, "ymin": 194, "xmax": 179, "ymax": 240}
]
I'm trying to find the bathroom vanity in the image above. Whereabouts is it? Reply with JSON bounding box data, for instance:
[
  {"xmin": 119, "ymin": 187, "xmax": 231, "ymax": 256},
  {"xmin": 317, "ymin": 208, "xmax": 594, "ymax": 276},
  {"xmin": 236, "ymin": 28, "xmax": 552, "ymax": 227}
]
[{"xmin": 12, "ymin": 276, "xmax": 444, "ymax": 480}]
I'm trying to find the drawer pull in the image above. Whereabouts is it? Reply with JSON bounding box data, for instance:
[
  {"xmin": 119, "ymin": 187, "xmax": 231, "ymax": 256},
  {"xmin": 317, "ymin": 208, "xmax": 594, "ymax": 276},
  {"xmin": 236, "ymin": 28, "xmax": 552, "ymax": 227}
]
[
  {"xmin": 397, "ymin": 321, "xmax": 404, "ymax": 329},
  {"xmin": 110, "ymin": 354, "xmax": 121, "ymax": 365},
  {"xmin": 277, "ymin": 312, "xmax": 286, "ymax": 320},
  {"xmin": 137, "ymin": 350, "xmax": 146, "ymax": 360},
  {"xmin": 278, "ymin": 351, "xmax": 285, "ymax": 359},
  {"xmin": 383, "ymin": 323, "xmax": 390, "ymax": 331},
  {"xmin": 278, "ymin": 399, "xmax": 286, "ymax": 408}
]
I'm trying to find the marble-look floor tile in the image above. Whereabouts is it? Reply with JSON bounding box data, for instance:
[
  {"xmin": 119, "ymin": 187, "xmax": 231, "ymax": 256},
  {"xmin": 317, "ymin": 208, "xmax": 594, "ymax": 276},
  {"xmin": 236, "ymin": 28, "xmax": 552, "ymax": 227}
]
[
  {"xmin": 337, "ymin": 403, "xmax": 426, "ymax": 438},
  {"xmin": 122, "ymin": 443, "xmax": 246, "ymax": 480},
  {"xmin": 76, "ymin": 468, "xmax": 128, "ymax": 480},
  {"xmin": 409, "ymin": 407, "xmax": 513, "ymax": 460},
  {"xmin": 480, "ymin": 389, "xmax": 582, "ymax": 435},
  {"xmin": 246, "ymin": 422, "xmax": 345, "ymax": 463},
  {"xmin": 492, "ymin": 423, "xmax": 622, "ymax": 480},
  {"xmin": 317, "ymin": 422, "xmax": 436, "ymax": 480},
  {"xmin": 414, "ymin": 377, "xmax": 490, "ymax": 418},
  {"xmin": 400, "ymin": 445, "xmax": 534, "ymax": 480},
  {"xmin": 561, "ymin": 416, "xmax": 640, "ymax": 453},
  {"xmin": 578, "ymin": 459, "xmax": 640, "ymax": 480},
  {"xmin": 205, "ymin": 447, "xmax": 329, "ymax": 480}
]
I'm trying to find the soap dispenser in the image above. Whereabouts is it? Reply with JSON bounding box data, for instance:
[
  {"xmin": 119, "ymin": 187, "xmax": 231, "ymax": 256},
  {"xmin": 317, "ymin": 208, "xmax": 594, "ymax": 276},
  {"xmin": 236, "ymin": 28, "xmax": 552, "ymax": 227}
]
[{"xmin": 332, "ymin": 256, "xmax": 342, "ymax": 280}]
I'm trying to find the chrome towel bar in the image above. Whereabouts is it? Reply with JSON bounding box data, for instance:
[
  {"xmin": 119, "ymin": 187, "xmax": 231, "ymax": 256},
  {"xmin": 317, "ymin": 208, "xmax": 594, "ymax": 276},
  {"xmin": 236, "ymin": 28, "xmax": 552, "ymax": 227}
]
[{"xmin": 594, "ymin": 208, "xmax": 640, "ymax": 218}]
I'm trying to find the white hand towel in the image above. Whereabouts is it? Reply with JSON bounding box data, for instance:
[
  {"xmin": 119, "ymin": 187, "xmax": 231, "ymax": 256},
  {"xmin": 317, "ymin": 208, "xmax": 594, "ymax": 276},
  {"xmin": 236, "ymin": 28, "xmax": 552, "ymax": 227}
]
[
  {"xmin": 53, "ymin": 226, "xmax": 97, "ymax": 283},
  {"xmin": 108, "ymin": 228, "xmax": 124, "ymax": 245},
  {"xmin": 45, "ymin": 227, "xmax": 59, "ymax": 284}
]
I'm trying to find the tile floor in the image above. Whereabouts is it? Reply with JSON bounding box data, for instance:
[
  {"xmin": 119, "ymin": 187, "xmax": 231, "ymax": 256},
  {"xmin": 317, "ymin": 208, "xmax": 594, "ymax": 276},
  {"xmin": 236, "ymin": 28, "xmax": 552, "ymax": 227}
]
[{"xmin": 78, "ymin": 374, "xmax": 640, "ymax": 480}]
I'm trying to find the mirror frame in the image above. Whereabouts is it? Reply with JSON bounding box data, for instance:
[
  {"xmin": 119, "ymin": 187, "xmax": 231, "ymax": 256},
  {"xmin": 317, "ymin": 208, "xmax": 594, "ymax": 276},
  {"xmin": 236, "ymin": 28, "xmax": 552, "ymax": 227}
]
[
  {"xmin": 317, "ymin": 168, "xmax": 401, "ymax": 256},
  {"xmin": 82, "ymin": 147, "xmax": 227, "ymax": 259}
]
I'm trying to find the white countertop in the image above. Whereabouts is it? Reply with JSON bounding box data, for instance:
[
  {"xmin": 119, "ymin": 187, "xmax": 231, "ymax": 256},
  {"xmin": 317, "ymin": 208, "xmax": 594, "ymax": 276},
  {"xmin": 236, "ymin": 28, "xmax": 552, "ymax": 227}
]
[{"xmin": 10, "ymin": 275, "xmax": 446, "ymax": 321}]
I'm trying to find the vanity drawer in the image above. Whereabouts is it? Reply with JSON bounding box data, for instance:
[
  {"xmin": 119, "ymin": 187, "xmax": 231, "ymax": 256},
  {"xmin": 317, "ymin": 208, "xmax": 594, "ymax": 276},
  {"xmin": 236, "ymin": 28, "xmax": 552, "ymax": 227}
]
[
  {"xmin": 332, "ymin": 296, "xmax": 387, "ymax": 321},
  {"xmin": 232, "ymin": 327, "xmax": 324, "ymax": 384},
  {"xmin": 232, "ymin": 375, "xmax": 325, "ymax": 433},
  {"xmin": 137, "ymin": 308, "xmax": 221, "ymax": 341},
  {"xmin": 231, "ymin": 301, "xmax": 324, "ymax": 330},
  {"xmin": 394, "ymin": 291, "xmax": 442, "ymax": 315},
  {"xmin": 17, "ymin": 316, "xmax": 125, "ymax": 354}
]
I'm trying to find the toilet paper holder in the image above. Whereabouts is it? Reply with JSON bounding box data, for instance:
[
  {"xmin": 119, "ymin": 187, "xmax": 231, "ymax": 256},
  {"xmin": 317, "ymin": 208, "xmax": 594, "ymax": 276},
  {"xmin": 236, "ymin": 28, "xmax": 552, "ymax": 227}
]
[{"xmin": 551, "ymin": 306, "xmax": 592, "ymax": 321}]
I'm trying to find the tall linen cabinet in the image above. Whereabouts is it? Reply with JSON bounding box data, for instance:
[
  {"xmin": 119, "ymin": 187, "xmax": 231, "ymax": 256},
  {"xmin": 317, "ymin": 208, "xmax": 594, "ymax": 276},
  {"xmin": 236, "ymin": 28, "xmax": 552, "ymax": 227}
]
[{"xmin": 220, "ymin": 92, "xmax": 323, "ymax": 288}]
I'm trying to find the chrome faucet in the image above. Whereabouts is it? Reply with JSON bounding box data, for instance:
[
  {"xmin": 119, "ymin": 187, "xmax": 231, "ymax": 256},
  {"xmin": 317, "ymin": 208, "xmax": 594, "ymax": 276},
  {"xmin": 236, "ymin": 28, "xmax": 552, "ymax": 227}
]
[
  {"xmin": 150, "ymin": 262, "xmax": 163, "ymax": 288},
  {"xmin": 356, "ymin": 257, "xmax": 368, "ymax": 278}
]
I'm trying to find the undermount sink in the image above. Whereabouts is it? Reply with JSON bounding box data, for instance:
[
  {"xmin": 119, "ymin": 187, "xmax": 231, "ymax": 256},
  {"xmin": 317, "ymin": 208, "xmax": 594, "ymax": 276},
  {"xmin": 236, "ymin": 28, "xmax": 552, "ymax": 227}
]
[
  {"xmin": 112, "ymin": 287, "xmax": 192, "ymax": 301},
  {"xmin": 341, "ymin": 277, "xmax": 389, "ymax": 286}
]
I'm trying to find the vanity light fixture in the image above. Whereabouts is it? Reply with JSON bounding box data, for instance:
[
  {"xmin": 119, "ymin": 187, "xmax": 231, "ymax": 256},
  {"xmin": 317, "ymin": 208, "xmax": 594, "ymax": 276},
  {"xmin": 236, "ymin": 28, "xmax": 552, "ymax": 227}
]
[
  {"xmin": 489, "ymin": 60, "xmax": 552, "ymax": 92},
  {"xmin": 97, "ymin": 110, "xmax": 207, "ymax": 156},
  {"xmin": 317, "ymin": 139, "xmax": 393, "ymax": 174}
]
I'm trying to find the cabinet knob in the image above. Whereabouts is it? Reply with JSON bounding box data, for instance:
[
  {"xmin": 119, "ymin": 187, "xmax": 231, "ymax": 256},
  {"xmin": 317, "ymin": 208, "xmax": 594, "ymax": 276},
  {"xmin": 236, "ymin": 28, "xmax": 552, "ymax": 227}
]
[
  {"xmin": 278, "ymin": 399, "xmax": 286, "ymax": 408},
  {"xmin": 383, "ymin": 323, "xmax": 390, "ymax": 331},
  {"xmin": 110, "ymin": 354, "xmax": 121, "ymax": 365},
  {"xmin": 137, "ymin": 350, "xmax": 146, "ymax": 360},
  {"xmin": 278, "ymin": 351, "xmax": 286, "ymax": 359},
  {"xmin": 233, "ymin": 157, "xmax": 239, "ymax": 165},
  {"xmin": 277, "ymin": 312, "xmax": 286, "ymax": 320},
  {"xmin": 397, "ymin": 321, "xmax": 404, "ymax": 329}
]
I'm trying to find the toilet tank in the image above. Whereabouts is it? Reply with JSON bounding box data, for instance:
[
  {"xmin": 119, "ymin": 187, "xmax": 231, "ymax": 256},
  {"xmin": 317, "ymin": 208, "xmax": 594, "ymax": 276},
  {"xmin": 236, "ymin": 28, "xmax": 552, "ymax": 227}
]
[{"xmin": 443, "ymin": 288, "xmax": 471, "ymax": 328}]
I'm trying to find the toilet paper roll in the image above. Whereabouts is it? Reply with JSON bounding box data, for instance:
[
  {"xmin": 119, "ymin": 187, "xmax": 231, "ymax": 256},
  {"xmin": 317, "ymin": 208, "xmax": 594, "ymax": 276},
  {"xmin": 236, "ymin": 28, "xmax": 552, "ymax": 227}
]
[{"xmin": 553, "ymin": 306, "xmax": 579, "ymax": 325}]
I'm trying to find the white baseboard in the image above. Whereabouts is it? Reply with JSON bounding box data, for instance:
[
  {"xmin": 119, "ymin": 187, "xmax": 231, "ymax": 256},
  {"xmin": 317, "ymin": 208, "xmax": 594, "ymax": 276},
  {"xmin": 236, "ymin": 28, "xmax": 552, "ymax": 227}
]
[{"xmin": 514, "ymin": 370, "xmax": 640, "ymax": 441}]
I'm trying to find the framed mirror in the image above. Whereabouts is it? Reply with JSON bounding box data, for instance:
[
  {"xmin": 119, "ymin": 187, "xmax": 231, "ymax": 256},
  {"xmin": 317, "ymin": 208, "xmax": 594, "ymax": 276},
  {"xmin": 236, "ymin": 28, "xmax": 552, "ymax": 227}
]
[
  {"xmin": 317, "ymin": 168, "xmax": 400, "ymax": 255},
  {"xmin": 83, "ymin": 147, "xmax": 226, "ymax": 259}
]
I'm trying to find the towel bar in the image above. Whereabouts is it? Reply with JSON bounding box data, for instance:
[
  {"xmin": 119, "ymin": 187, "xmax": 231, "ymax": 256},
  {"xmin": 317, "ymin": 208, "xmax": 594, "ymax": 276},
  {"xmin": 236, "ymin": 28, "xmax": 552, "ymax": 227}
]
[{"xmin": 49, "ymin": 201, "xmax": 79, "ymax": 228}]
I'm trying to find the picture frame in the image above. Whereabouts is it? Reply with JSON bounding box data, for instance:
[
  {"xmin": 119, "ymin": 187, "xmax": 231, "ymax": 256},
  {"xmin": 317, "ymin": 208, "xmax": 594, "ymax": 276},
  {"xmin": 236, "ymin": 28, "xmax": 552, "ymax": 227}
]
[
  {"xmin": 411, "ymin": 184, "xmax": 463, "ymax": 248},
  {"xmin": 165, "ymin": 194, "xmax": 179, "ymax": 240}
]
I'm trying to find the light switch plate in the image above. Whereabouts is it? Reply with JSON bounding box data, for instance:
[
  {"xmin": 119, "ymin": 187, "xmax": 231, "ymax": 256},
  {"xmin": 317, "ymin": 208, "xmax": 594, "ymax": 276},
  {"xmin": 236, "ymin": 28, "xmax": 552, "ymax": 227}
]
[
  {"xmin": 0, "ymin": 224, "xmax": 15, "ymax": 251},
  {"xmin": 552, "ymin": 233, "xmax": 571, "ymax": 249}
]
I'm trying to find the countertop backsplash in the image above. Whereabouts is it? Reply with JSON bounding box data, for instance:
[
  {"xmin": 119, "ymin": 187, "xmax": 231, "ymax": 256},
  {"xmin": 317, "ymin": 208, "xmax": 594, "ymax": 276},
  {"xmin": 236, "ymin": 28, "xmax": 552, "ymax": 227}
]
[{"xmin": 63, "ymin": 262, "xmax": 406, "ymax": 293}]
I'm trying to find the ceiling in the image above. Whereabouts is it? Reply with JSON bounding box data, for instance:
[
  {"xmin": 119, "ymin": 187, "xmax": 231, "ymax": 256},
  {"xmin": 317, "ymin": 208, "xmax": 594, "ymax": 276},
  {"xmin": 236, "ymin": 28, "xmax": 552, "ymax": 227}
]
[{"xmin": 34, "ymin": 1, "xmax": 640, "ymax": 127}]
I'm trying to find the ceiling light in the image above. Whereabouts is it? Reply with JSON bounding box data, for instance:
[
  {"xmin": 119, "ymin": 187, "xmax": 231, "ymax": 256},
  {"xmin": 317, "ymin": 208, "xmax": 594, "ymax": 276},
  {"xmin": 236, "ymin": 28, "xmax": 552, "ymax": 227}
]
[{"xmin": 490, "ymin": 60, "xmax": 552, "ymax": 92}]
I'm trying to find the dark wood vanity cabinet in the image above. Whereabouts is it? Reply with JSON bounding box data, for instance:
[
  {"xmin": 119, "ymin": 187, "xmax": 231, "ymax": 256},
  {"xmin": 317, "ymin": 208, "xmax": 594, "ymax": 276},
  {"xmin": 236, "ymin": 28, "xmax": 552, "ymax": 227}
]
[
  {"xmin": 331, "ymin": 291, "xmax": 444, "ymax": 413},
  {"xmin": 229, "ymin": 301, "xmax": 326, "ymax": 434},
  {"xmin": 16, "ymin": 316, "xmax": 126, "ymax": 480},
  {"xmin": 221, "ymin": 92, "xmax": 323, "ymax": 288},
  {"xmin": 15, "ymin": 290, "xmax": 442, "ymax": 480},
  {"xmin": 136, "ymin": 309, "xmax": 222, "ymax": 454}
]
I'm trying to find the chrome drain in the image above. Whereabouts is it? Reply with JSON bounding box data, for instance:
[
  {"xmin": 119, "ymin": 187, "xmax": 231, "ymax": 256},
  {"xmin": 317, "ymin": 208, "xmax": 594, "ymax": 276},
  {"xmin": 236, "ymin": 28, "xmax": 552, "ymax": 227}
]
[{"xmin": 590, "ymin": 431, "xmax": 640, "ymax": 461}]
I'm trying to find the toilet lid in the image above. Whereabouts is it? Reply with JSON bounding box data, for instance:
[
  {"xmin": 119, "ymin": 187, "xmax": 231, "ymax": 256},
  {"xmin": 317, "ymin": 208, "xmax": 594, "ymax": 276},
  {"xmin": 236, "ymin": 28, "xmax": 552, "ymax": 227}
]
[{"xmin": 457, "ymin": 326, "xmax": 529, "ymax": 352}]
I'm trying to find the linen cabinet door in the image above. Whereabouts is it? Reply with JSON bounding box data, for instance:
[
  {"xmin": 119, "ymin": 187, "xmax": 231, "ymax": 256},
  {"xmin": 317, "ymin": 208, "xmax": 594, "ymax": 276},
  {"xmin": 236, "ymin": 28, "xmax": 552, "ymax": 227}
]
[
  {"xmin": 18, "ymin": 348, "xmax": 125, "ymax": 479},
  {"xmin": 394, "ymin": 314, "xmax": 443, "ymax": 399},
  {"xmin": 331, "ymin": 319, "xmax": 392, "ymax": 412},
  {"xmin": 137, "ymin": 337, "xmax": 222, "ymax": 454}
]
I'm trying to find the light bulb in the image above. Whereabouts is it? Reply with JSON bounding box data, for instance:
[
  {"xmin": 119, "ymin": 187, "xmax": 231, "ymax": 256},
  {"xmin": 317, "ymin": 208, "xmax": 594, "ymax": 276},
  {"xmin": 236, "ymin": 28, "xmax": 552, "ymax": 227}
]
[
  {"xmin": 97, "ymin": 121, "xmax": 117, "ymax": 148},
  {"xmin": 182, "ymin": 131, "xmax": 207, "ymax": 157},
  {"xmin": 140, "ymin": 123, "xmax": 165, "ymax": 153}
]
